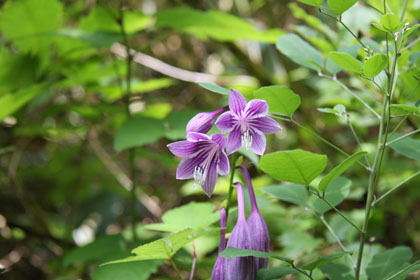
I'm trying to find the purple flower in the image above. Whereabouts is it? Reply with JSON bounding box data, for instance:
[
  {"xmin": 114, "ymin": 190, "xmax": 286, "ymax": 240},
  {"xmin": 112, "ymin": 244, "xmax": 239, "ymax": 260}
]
[
  {"xmin": 238, "ymin": 166, "xmax": 269, "ymax": 269},
  {"xmin": 211, "ymin": 208, "xmax": 227, "ymax": 280},
  {"xmin": 167, "ymin": 132, "xmax": 230, "ymax": 197},
  {"xmin": 215, "ymin": 89, "xmax": 282, "ymax": 155},
  {"xmin": 186, "ymin": 108, "xmax": 225, "ymax": 134},
  {"xmin": 225, "ymin": 182, "xmax": 256, "ymax": 280}
]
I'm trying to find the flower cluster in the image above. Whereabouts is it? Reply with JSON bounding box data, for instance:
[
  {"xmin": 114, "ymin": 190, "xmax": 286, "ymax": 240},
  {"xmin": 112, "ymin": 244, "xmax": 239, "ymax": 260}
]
[
  {"xmin": 167, "ymin": 89, "xmax": 281, "ymax": 196},
  {"xmin": 211, "ymin": 173, "xmax": 269, "ymax": 280}
]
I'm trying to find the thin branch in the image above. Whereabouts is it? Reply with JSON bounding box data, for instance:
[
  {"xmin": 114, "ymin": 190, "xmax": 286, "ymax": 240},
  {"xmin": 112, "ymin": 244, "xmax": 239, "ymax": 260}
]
[
  {"xmin": 110, "ymin": 43, "xmax": 257, "ymax": 86},
  {"xmin": 386, "ymin": 128, "xmax": 420, "ymax": 146},
  {"xmin": 347, "ymin": 117, "xmax": 371, "ymax": 168},
  {"xmin": 373, "ymin": 170, "xmax": 420, "ymax": 206},
  {"xmin": 384, "ymin": 259, "xmax": 420, "ymax": 280},
  {"xmin": 189, "ymin": 240, "xmax": 197, "ymax": 280}
]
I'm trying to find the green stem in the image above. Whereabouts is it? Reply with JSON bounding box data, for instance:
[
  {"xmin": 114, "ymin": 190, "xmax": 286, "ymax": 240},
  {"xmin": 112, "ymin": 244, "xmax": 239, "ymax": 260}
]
[
  {"xmin": 400, "ymin": 0, "xmax": 409, "ymax": 21},
  {"xmin": 347, "ymin": 119, "xmax": 371, "ymax": 168},
  {"xmin": 373, "ymin": 170, "xmax": 420, "ymax": 206},
  {"xmin": 389, "ymin": 116, "xmax": 408, "ymax": 139},
  {"xmin": 386, "ymin": 128, "xmax": 420, "ymax": 146},
  {"xmin": 225, "ymin": 152, "xmax": 238, "ymax": 224},
  {"xmin": 169, "ymin": 258, "xmax": 183, "ymax": 280},
  {"xmin": 338, "ymin": 19, "xmax": 369, "ymax": 51},
  {"xmin": 384, "ymin": 259, "xmax": 420, "ymax": 280}
]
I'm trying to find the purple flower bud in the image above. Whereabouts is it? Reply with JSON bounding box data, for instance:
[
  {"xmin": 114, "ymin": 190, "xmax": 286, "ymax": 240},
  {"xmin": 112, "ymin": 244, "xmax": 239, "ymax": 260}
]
[
  {"xmin": 238, "ymin": 166, "xmax": 269, "ymax": 269},
  {"xmin": 225, "ymin": 182, "xmax": 256, "ymax": 280},
  {"xmin": 211, "ymin": 208, "xmax": 227, "ymax": 280},
  {"xmin": 186, "ymin": 108, "xmax": 225, "ymax": 134}
]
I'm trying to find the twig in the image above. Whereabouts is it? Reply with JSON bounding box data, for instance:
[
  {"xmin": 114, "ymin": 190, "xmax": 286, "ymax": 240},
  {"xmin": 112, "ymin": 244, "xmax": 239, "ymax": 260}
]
[
  {"xmin": 347, "ymin": 117, "xmax": 371, "ymax": 168},
  {"xmin": 386, "ymin": 128, "xmax": 420, "ymax": 146},
  {"xmin": 225, "ymin": 153, "xmax": 238, "ymax": 224},
  {"xmin": 110, "ymin": 43, "xmax": 257, "ymax": 86},
  {"xmin": 189, "ymin": 240, "xmax": 197, "ymax": 280},
  {"xmin": 384, "ymin": 259, "xmax": 420, "ymax": 280},
  {"xmin": 169, "ymin": 258, "xmax": 183, "ymax": 280}
]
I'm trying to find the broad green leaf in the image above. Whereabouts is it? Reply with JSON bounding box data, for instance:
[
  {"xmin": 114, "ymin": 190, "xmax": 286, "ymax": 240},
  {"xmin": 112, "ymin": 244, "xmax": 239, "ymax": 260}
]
[
  {"xmin": 318, "ymin": 152, "xmax": 367, "ymax": 191},
  {"xmin": 0, "ymin": 83, "xmax": 47, "ymax": 121},
  {"xmin": 282, "ymin": 231, "xmax": 323, "ymax": 258},
  {"xmin": 140, "ymin": 103, "xmax": 172, "ymax": 119},
  {"xmin": 380, "ymin": 14, "xmax": 400, "ymax": 32},
  {"xmin": 106, "ymin": 229, "xmax": 193, "ymax": 264},
  {"xmin": 144, "ymin": 202, "xmax": 219, "ymax": 232},
  {"xmin": 114, "ymin": 117, "xmax": 165, "ymax": 151},
  {"xmin": 390, "ymin": 104, "xmax": 419, "ymax": 115},
  {"xmin": 363, "ymin": 54, "xmax": 388, "ymax": 78},
  {"xmin": 197, "ymin": 82, "xmax": 230, "ymax": 95},
  {"xmin": 260, "ymin": 149, "xmax": 328, "ymax": 185},
  {"xmin": 156, "ymin": 8, "xmax": 283, "ymax": 43},
  {"xmin": 254, "ymin": 86, "xmax": 301, "ymax": 116},
  {"xmin": 164, "ymin": 109, "xmax": 200, "ymax": 140},
  {"xmin": 262, "ymin": 184, "xmax": 308, "ymax": 206},
  {"xmin": 366, "ymin": 247, "xmax": 412, "ymax": 280},
  {"xmin": 276, "ymin": 34, "xmax": 324, "ymax": 71},
  {"xmin": 257, "ymin": 267, "xmax": 298, "ymax": 280},
  {"xmin": 329, "ymin": 52, "xmax": 363, "ymax": 73},
  {"xmin": 328, "ymin": 0, "xmax": 358, "ymax": 15},
  {"xmin": 54, "ymin": 29, "xmax": 122, "ymax": 49},
  {"xmin": 0, "ymin": 0, "xmax": 63, "ymax": 53},
  {"xmin": 297, "ymin": 0, "xmax": 323, "ymax": 7},
  {"xmin": 388, "ymin": 133, "xmax": 420, "ymax": 160},
  {"xmin": 302, "ymin": 252, "xmax": 349, "ymax": 271},
  {"xmin": 220, "ymin": 247, "xmax": 293, "ymax": 263},
  {"xmin": 93, "ymin": 260, "xmax": 162, "ymax": 280},
  {"xmin": 320, "ymin": 262, "xmax": 355, "ymax": 280},
  {"xmin": 63, "ymin": 235, "xmax": 125, "ymax": 266},
  {"xmin": 311, "ymin": 177, "xmax": 352, "ymax": 214}
]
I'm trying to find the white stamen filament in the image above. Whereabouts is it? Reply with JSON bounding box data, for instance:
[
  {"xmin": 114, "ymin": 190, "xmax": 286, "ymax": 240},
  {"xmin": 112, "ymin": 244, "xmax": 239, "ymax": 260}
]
[
  {"xmin": 193, "ymin": 145, "xmax": 218, "ymax": 186},
  {"xmin": 194, "ymin": 165, "xmax": 205, "ymax": 185},
  {"xmin": 241, "ymin": 130, "xmax": 252, "ymax": 150}
]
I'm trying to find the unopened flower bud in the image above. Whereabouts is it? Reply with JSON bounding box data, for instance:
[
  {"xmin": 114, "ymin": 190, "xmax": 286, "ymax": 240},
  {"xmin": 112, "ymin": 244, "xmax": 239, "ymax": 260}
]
[
  {"xmin": 211, "ymin": 208, "xmax": 227, "ymax": 280},
  {"xmin": 186, "ymin": 108, "xmax": 225, "ymax": 134}
]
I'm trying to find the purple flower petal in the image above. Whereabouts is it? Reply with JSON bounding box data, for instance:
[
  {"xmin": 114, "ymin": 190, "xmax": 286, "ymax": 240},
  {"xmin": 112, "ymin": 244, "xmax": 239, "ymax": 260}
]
[
  {"xmin": 176, "ymin": 157, "xmax": 196, "ymax": 179},
  {"xmin": 245, "ymin": 99, "xmax": 268, "ymax": 117},
  {"xmin": 249, "ymin": 116, "xmax": 282, "ymax": 134},
  {"xmin": 187, "ymin": 132, "xmax": 211, "ymax": 142},
  {"xmin": 212, "ymin": 208, "xmax": 227, "ymax": 280},
  {"xmin": 217, "ymin": 151, "xmax": 230, "ymax": 176},
  {"xmin": 229, "ymin": 89, "xmax": 247, "ymax": 115},
  {"xmin": 226, "ymin": 128, "xmax": 242, "ymax": 155},
  {"xmin": 211, "ymin": 133, "xmax": 227, "ymax": 150},
  {"xmin": 167, "ymin": 140, "xmax": 200, "ymax": 157},
  {"xmin": 251, "ymin": 131, "xmax": 266, "ymax": 155},
  {"xmin": 186, "ymin": 108, "xmax": 224, "ymax": 134},
  {"xmin": 215, "ymin": 111, "xmax": 236, "ymax": 132},
  {"xmin": 202, "ymin": 159, "xmax": 218, "ymax": 197}
]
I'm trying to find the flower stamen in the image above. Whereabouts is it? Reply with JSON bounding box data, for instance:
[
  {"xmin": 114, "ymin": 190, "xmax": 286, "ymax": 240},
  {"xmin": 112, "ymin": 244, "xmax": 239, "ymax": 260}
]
[
  {"xmin": 194, "ymin": 165, "xmax": 205, "ymax": 185},
  {"xmin": 241, "ymin": 130, "xmax": 252, "ymax": 150}
]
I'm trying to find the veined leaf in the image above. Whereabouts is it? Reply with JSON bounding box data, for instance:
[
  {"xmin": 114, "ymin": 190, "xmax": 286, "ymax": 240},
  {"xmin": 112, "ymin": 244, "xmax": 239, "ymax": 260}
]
[
  {"xmin": 363, "ymin": 54, "xmax": 388, "ymax": 78},
  {"xmin": 328, "ymin": 0, "xmax": 358, "ymax": 15},
  {"xmin": 329, "ymin": 52, "xmax": 363, "ymax": 73},
  {"xmin": 366, "ymin": 247, "xmax": 412, "ymax": 280},
  {"xmin": 380, "ymin": 14, "xmax": 400, "ymax": 32},
  {"xmin": 254, "ymin": 86, "xmax": 301, "ymax": 116}
]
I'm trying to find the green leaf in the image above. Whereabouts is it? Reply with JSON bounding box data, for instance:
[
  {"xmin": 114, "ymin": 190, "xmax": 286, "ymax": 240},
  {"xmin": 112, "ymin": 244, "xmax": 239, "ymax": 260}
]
[
  {"xmin": 114, "ymin": 117, "xmax": 165, "ymax": 151},
  {"xmin": 0, "ymin": 83, "xmax": 47, "ymax": 121},
  {"xmin": 388, "ymin": 133, "xmax": 420, "ymax": 160},
  {"xmin": 260, "ymin": 149, "xmax": 328, "ymax": 185},
  {"xmin": 0, "ymin": 0, "xmax": 63, "ymax": 53},
  {"xmin": 276, "ymin": 34, "xmax": 324, "ymax": 71},
  {"xmin": 155, "ymin": 8, "xmax": 283, "ymax": 43},
  {"xmin": 197, "ymin": 82, "xmax": 230, "ymax": 95},
  {"xmin": 144, "ymin": 202, "xmax": 219, "ymax": 232},
  {"xmin": 257, "ymin": 267, "xmax": 298, "ymax": 280},
  {"xmin": 390, "ymin": 104, "xmax": 419, "ymax": 115},
  {"xmin": 297, "ymin": 0, "xmax": 323, "ymax": 7},
  {"xmin": 311, "ymin": 177, "xmax": 352, "ymax": 214},
  {"xmin": 93, "ymin": 260, "xmax": 162, "ymax": 280},
  {"xmin": 328, "ymin": 0, "xmax": 358, "ymax": 15},
  {"xmin": 220, "ymin": 247, "xmax": 293, "ymax": 263},
  {"xmin": 281, "ymin": 231, "xmax": 323, "ymax": 258},
  {"xmin": 318, "ymin": 104, "xmax": 347, "ymax": 119},
  {"xmin": 363, "ymin": 54, "xmax": 388, "ymax": 78},
  {"xmin": 318, "ymin": 152, "xmax": 367, "ymax": 191},
  {"xmin": 254, "ymin": 86, "xmax": 301, "ymax": 116},
  {"xmin": 302, "ymin": 252, "xmax": 349, "ymax": 271},
  {"xmin": 262, "ymin": 184, "xmax": 308, "ymax": 206},
  {"xmin": 163, "ymin": 109, "xmax": 200, "ymax": 140},
  {"xmin": 320, "ymin": 262, "xmax": 355, "ymax": 280},
  {"xmin": 106, "ymin": 229, "xmax": 193, "ymax": 264},
  {"xmin": 54, "ymin": 29, "xmax": 122, "ymax": 49},
  {"xmin": 63, "ymin": 235, "xmax": 126, "ymax": 266},
  {"xmin": 380, "ymin": 14, "xmax": 400, "ymax": 32},
  {"xmin": 366, "ymin": 247, "xmax": 412, "ymax": 280},
  {"xmin": 329, "ymin": 52, "xmax": 363, "ymax": 73}
]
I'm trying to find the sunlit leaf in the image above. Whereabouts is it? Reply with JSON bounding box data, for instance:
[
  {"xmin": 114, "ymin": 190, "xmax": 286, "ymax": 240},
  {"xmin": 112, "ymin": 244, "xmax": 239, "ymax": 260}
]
[
  {"xmin": 197, "ymin": 82, "xmax": 230, "ymax": 95},
  {"xmin": 254, "ymin": 86, "xmax": 301, "ymax": 116},
  {"xmin": 363, "ymin": 54, "xmax": 388, "ymax": 78},
  {"xmin": 328, "ymin": 0, "xmax": 358, "ymax": 15},
  {"xmin": 329, "ymin": 52, "xmax": 363, "ymax": 74},
  {"xmin": 380, "ymin": 14, "xmax": 400, "ymax": 32}
]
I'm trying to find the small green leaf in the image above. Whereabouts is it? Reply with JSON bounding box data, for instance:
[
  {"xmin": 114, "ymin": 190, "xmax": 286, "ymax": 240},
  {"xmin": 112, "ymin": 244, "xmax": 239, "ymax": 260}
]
[
  {"xmin": 220, "ymin": 247, "xmax": 293, "ymax": 263},
  {"xmin": 297, "ymin": 0, "xmax": 323, "ymax": 7},
  {"xmin": 302, "ymin": 252, "xmax": 349, "ymax": 271},
  {"xmin": 329, "ymin": 52, "xmax": 363, "ymax": 73},
  {"xmin": 114, "ymin": 117, "xmax": 165, "ymax": 151},
  {"xmin": 260, "ymin": 149, "xmax": 328, "ymax": 185},
  {"xmin": 254, "ymin": 86, "xmax": 301, "ymax": 116},
  {"xmin": 318, "ymin": 104, "xmax": 347, "ymax": 119},
  {"xmin": 363, "ymin": 54, "xmax": 388, "ymax": 78},
  {"xmin": 276, "ymin": 34, "xmax": 324, "ymax": 71},
  {"xmin": 197, "ymin": 82, "xmax": 230, "ymax": 95},
  {"xmin": 262, "ymin": 184, "xmax": 308, "ymax": 206},
  {"xmin": 388, "ymin": 133, "xmax": 420, "ymax": 160},
  {"xmin": 328, "ymin": 0, "xmax": 358, "ymax": 15},
  {"xmin": 318, "ymin": 152, "xmax": 367, "ymax": 191},
  {"xmin": 144, "ymin": 202, "xmax": 219, "ymax": 232},
  {"xmin": 257, "ymin": 267, "xmax": 298, "ymax": 280},
  {"xmin": 366, "ymin": 247, "xmax": 412, "ymax": 280},
  {"xmin": 311, "ymin": 177, "xmax": 352, "ymax": 214},
  {"xmin": 380, "ymin": 14, "xmax": 400, "ymax": 32}
]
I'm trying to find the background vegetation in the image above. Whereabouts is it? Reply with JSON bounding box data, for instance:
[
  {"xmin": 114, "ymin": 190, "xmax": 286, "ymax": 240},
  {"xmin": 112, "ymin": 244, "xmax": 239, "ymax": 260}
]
[{"xmin": 0, "ymin": 0, "xmax": 420, "ymax": 279}]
